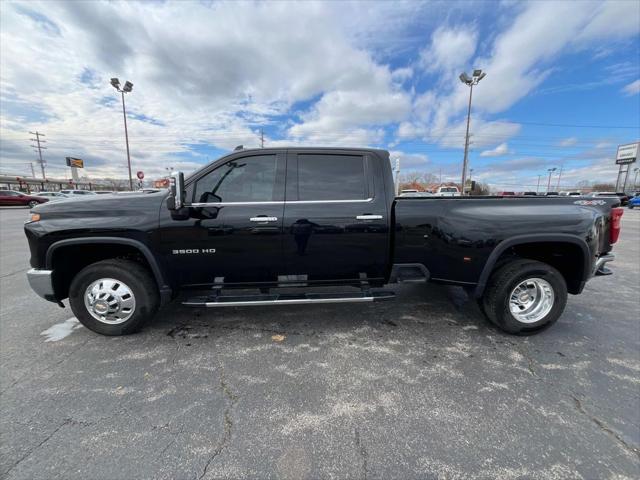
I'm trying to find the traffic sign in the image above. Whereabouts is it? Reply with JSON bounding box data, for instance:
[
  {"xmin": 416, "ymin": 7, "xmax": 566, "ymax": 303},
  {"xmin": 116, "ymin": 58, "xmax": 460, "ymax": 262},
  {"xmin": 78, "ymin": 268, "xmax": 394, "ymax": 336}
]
[{"xmin": 136, "ymin": 171, "xmax": 144, "ymax": 180}]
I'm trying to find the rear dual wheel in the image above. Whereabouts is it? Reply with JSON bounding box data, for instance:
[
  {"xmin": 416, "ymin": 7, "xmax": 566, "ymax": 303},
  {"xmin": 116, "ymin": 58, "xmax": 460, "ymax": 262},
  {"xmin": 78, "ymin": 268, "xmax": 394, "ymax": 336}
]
[{"xmin": 481, "ymin": 259, "xmax": 567, "ymax": 335}]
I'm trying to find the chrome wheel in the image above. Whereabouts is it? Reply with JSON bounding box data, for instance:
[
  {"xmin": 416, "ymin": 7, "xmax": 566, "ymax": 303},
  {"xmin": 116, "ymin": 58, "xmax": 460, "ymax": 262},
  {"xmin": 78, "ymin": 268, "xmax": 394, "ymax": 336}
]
[
  {"xmin": 84, "ymin": 278, "xmax": 136, "ymax": 324},
  {"xmin": 509, "ymin": 278, "xmax": 554, "ymax": 324}
]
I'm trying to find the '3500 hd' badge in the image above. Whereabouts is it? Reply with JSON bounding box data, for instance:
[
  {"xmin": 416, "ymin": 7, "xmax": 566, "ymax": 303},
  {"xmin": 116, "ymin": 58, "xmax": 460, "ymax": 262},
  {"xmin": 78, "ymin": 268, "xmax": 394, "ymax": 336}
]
[{"xmin": 172, "ymin": 248, "xmax": 216, "ymax": 254}]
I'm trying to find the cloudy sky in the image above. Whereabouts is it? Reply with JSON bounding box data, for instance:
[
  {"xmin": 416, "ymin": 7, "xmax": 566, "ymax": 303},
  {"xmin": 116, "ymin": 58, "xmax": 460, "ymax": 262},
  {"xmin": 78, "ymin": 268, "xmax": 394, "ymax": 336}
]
[{"xmin": 1, "ymin": 0, "xmax": 639, "ymax": 189}]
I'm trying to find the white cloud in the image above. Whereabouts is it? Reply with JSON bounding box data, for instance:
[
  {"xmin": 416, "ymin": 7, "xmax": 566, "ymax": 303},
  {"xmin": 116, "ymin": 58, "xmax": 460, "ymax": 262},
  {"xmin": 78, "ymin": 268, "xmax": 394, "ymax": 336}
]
[
  {"xmin": 419, "ymin": 25, "xmax": 478, "ymax": 77},
  {"xmin": 389, "ymin": 150, "xmax": 429, "ymax": 169},
  {"xmin": 558, "ymin": 137, "xmax": 578, "ymax": 147},
  {"xmin": 480, "ymin": 142, "xmax": 512, "ymax": 157},
  {"xmin": 622, "ymin": 80, "xmax": 640, "ymax": 96}
]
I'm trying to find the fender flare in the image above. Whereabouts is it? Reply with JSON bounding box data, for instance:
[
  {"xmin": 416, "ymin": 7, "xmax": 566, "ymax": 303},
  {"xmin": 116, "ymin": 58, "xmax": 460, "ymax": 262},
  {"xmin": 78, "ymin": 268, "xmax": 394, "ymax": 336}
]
[
  {"xmin": 473, "ymin": 233, "xmax": 591, "ymax": 298},
  {"xmin": 45, "ymin": 237, "xmax": 172, "ymax": 305}
]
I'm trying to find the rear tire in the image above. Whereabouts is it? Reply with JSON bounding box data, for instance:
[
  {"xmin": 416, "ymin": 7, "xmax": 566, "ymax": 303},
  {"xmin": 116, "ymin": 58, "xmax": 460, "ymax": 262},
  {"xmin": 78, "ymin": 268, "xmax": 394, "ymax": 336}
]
[
  {"xmin": 481, "ymin": 259, "xmax": 567, "ymax": 335},
  {"xmin": 69, "ymin": 259, "xmax": 159, "ymax": 336},
  {"xmin": 28, "ymin": 200, "xmax": 39, "ymax": 208}
]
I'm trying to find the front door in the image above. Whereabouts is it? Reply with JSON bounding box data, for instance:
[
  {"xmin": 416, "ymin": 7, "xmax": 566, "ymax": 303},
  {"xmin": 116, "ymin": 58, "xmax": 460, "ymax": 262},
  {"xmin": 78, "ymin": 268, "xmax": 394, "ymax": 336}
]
[
  {"xmin": 159, "ymin": 151, "xmax": 286, "ymax": 287},
  {"xmin": 282, "ymin": 150, "xmax": 389, "ymax": 283}
]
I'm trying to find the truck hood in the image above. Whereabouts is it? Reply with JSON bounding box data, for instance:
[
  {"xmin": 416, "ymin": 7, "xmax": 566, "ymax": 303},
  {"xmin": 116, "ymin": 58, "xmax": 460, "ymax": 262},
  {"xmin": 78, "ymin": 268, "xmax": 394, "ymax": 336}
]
[{"xmin": 32, "ymin": 190, "xmax": 168, "ymax": 216}]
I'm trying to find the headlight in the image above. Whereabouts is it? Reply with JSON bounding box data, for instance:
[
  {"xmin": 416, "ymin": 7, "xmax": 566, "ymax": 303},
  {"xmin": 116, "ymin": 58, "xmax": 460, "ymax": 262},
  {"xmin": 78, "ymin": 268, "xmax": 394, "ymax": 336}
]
[{"xmin": 30, "ymin": 213, "xmax": 41, "ymax": 222}]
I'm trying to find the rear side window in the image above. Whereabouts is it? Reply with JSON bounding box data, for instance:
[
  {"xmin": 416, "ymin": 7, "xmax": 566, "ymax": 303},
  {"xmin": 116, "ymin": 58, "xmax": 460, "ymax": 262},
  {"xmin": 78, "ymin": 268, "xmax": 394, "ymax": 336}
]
[
  {"xmin": 297, "ymin": 154, "xmax": 366, "ymax": 201},
  {"xmin": 194, "ymin": 154, "xmax": 278, "ymax": 203}
]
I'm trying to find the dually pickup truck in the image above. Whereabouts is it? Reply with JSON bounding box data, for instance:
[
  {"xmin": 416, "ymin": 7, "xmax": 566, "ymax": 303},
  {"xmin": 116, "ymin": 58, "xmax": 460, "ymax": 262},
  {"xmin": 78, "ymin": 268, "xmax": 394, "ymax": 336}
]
[{"xmin": 25, "ymin": 148, "xmax": 623, "ymax": 336}]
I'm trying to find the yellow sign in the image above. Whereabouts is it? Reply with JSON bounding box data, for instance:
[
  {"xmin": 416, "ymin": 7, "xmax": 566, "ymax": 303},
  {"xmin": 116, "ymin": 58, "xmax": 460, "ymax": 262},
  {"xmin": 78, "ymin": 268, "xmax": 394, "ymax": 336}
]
[{"xmin": 66, "ymin": 157, "xmax": 84, "ymax": 168}]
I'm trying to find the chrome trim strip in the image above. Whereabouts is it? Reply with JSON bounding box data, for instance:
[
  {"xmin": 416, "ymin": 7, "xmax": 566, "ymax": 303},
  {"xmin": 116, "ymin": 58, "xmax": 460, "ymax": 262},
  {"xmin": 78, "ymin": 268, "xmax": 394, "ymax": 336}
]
[
  {"xmin": 286, "ymin": 198, "xmax": 374, "ymax": 204},
  {"xmin": 189, "ymin": 198, "xmax": 374, "ymax": 207},
  {"xmin": 356, "ymin": 214, "xmax": 383, "ymax": 220},
  {"xmin": 27, "ymin": 268, "xmax": 55, "ymax": 300},
  {"xmin": 249, "ymin": 216, "xmax": 278, "ymax": 222},
  {"xmin": 190, "ymin": 201, "xmax": 284, "ymax": 207},
  {"xmin": 184, "ymin": 297, "xmax": 376, "ymax": 307}
]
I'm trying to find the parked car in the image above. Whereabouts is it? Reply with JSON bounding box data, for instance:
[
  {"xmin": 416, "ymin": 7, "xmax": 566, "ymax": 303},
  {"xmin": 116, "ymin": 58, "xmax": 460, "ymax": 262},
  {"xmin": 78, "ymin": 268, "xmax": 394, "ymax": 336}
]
[
  {"xmin": 559, "ymin": 191, "xmax": 582, "ymax": 196},
  {"xmin": 25, "ymin": 147, "xmax": 623, "ymax": 337},
  {"xmin": 628, "ymin": 195, "xmax": 640, "ymax": 209},
  {"xmin": 498, "ymin": 191, "xmax": 516, "ymax": 196},
  {"xmin": 35, "ymin": 192, "xmax": 70, "ymax": 201},
  {"xmin": 94, "ymin": 190, "xmax": 115, "ymax": 195},
  {"xmin": 400, "ymin": 191, "xmax": 433, "ymax": 197},
  {"xmin": 522, "ymin": 192, "xmax": 538, "ymax": 196},
  {"xmin": 0, "ymin": 190, "xmax": 49, "ymax": 208},
  {"xmin": 59, "ymin": 189, "xmax": 98, "ymax": 197},
  {"xmin": 545, "ymin": 192, "xmax": 559, "ymax": 196},
  {"xmin": 589, "ymin": 192, "xmax": 630, "ymax": 206},
  {"xmin": 435, "ymin": 186, "xmax": 460, "ymax": 196}
]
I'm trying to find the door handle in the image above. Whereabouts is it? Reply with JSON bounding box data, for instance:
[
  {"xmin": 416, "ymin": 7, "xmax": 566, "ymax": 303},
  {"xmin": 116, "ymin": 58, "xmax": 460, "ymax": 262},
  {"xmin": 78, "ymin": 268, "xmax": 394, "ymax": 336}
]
[
  {"xmin": 250, "ymin": 216, "xmax": 278, "ymax": 222},
  {"xmin": 356, "ymin": 215, "xmax": 383, "ymax": 220}
]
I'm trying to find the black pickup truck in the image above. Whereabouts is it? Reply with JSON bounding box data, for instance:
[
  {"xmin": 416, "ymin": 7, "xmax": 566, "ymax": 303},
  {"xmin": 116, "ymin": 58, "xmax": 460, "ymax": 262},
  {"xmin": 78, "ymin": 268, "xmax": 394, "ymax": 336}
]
[{"xmin": 25, "ymin": 148, "xmax": 623, "ymax": 336}]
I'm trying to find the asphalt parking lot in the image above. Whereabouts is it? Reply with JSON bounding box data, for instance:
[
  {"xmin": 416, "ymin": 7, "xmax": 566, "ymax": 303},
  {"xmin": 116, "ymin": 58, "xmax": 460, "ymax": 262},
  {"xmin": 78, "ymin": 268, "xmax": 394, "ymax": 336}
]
[{"xmin": 1, "ymin": 206, "xmax": 639, "ymax": 480}]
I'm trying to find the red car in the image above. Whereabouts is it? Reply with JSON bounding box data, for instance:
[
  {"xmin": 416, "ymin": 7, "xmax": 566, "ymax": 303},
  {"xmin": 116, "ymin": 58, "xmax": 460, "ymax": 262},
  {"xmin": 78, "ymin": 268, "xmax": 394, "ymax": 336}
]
[{"xmin": 0, "ymin": 190, "xmax": 49, "ymax": 208}]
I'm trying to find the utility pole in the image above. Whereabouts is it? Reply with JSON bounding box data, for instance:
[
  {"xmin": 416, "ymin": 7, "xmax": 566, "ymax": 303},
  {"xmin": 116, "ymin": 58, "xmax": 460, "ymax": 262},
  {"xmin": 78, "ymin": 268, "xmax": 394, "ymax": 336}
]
[
  {"xmin": 458, "ymin": 69, "xmax": 486, "ymax": 195},
  {"xmin": 547, "ymin": 168, "xmax": 557, "ymax": 193},
  {"xmin": 29, "ymin": 131, "xmax": 47, "ymax": 179},
  {"xmin": 260, "ymin": 129, "xmax": 264, "ymax": 148},
  {"xmin": 556, "ymin": 164, "xmax": 563, "ymax": 190},
  {"xmin": 536, "ymin": 174, "xmax": 542, "ymax": 193},
  {"xmin": 394, "ymin": 157, "xmax": 401, "ymax": 196},
  {"xmin": 633, "ymin": 168, "xmax": 639, "ymax": 190},
  {"xmin": 30, "ymin": 162, "xmax": 35, "ymax": 178}
]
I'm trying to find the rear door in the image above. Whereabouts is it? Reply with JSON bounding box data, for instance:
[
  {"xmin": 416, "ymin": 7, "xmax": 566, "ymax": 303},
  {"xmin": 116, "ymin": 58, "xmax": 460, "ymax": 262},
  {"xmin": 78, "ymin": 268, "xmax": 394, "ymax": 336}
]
[{"xmin": 282, "ymin": 150, "xmax": 389, "ymax": 283}]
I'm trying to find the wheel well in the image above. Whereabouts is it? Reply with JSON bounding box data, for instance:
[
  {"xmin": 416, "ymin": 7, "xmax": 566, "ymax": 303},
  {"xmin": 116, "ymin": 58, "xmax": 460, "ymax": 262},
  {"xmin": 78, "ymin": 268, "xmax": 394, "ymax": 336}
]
[
  {"xmin": 496, "ymin": 242, "xmax": 586, "ymax": 294},
  {"xmin": 50, "ymin": 244, "xmax": 154, "ymax": 300}
]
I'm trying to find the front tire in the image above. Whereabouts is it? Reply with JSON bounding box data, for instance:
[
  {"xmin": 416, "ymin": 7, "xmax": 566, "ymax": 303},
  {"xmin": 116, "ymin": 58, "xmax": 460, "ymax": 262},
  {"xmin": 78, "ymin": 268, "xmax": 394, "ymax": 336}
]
[
  {"xmin": 482, "ymin": 259, "xmax": 567, "ymax": 335},
  {"xmin": 28, "ymin": 200, "xmax": 39, "ymax": 208},
  {"xmin": 69, "ymin": 259, "xmax": 159, "ymax": 336}
]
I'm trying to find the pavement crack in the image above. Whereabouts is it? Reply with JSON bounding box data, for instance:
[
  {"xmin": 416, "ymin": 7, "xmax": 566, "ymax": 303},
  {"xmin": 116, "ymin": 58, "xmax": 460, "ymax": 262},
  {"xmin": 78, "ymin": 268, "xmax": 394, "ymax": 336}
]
[
  {"xmin": 354, "ymin": 427, "xmax": 369, "ymax": 480},
  {"xmin": 198, "ymin": 356, "xmax": 237, "ymax": 480},
  {"xmin": 1, "ymin": 418, "xmax": 71, "ymax": 477},
  {"xmin": 571, "ymin": 395, "xmax": 640, "ymax": 459}
]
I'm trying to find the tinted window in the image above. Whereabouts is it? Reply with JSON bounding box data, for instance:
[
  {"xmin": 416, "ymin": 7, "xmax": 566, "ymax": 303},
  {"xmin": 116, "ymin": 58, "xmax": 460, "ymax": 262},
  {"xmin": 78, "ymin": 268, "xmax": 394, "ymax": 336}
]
[
  {"xmin": 194, "ymin": 155, "xmax": 278, "ymax": 203},
  {"xmin": 297, "ymin": 154, "xmax": 366, "ymax": 201}
]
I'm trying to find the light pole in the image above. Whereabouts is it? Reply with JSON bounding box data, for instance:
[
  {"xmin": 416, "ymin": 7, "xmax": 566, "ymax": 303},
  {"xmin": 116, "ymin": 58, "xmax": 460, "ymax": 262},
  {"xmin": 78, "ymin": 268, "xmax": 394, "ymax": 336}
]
[
  {"xmin": 547, "ymin": 168, "xmax": 557, "ymax": 193},
  {"xmin": 459, "ymin": 69, "xmax": 486, "ymax": 195},
  {"xmin": 110, "ymin": 78, "xmax": 134, "ymax": 190},
  {"xmin": 633, "ymin": 167, "xmax": 639, "ymax": 189},
  {"xmin": 537, "ymin": 174, "xmax": 542, "ymax": 194}
]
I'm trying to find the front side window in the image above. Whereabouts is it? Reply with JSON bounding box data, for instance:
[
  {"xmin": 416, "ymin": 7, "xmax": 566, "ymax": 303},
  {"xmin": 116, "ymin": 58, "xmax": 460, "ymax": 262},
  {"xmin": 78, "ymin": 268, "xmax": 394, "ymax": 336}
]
[
  {"xmin": 194, "ymin": 154, "xmax": 278, "ymax": 203},
  {"xmin": 297, "ymin": 154, "xmax": 366, "ymax": 201}
]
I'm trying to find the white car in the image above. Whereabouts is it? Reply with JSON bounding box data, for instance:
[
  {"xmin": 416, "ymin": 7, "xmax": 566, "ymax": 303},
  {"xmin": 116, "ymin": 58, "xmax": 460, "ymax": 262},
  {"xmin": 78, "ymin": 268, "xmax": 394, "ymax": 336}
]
[
  {"xmin": 436, "ymin": 186, "xmax": 461, "ymax": 197},
  {"xmin": 35, "ymin": 192, "xmax": 70, "ymax": 201},
  {"xmin": 59, "ymin": 189, "xmax": 98, "ymax": 197}
]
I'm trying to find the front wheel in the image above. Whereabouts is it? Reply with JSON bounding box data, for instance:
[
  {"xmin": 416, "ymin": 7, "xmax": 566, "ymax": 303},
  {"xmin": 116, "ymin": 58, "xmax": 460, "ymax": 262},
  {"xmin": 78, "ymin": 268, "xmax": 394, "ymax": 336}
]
[
  {"xmin": 69, "ymin": 259, "xmax": 159, "ymax": 336},
  {"xmin": 28, "ymin": 200, "xmax": 39, "ymax": 208},
  {"xmin": 482, "ymin": 259, "xmax": 567, "ymax": 335}
]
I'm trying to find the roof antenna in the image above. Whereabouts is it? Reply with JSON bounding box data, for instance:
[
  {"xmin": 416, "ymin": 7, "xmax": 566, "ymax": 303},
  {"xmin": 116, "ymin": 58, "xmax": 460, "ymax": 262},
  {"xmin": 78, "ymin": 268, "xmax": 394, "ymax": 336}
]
[{"xmin": 234, "ymin": 145, "xmax": 243, "ymax": 151}]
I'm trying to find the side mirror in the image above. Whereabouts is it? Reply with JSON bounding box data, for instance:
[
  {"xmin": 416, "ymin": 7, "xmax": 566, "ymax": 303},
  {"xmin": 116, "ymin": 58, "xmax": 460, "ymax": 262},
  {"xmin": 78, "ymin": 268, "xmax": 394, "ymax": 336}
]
[{"xmin": 167, "ymin": 171, "xmax": 184, "ymax": 210}]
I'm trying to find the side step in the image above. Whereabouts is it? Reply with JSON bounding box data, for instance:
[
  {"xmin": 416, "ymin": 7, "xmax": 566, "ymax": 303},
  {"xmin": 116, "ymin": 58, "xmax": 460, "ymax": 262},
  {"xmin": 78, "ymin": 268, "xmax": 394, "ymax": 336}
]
[{"xmin": 182, "ymin": 290, "xmax": 395, "ymax": 307}]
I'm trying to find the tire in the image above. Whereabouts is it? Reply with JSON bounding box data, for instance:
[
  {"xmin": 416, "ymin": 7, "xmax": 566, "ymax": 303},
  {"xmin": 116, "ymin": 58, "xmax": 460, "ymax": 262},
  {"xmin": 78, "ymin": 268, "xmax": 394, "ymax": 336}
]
[
  {"xmin": 629, "ymin": 205, "xmax": 634, "ymax": 209},
  {"xmin": 28, "ymin": 200, "xmax": 39, "ymax": 208},
  {"xmin": 69, "ymin": 259, "xmax": 159, "ymax": 336},
  {"xmin": 481, "ymin": 259, "xmax": 567, "ymax": 335}
]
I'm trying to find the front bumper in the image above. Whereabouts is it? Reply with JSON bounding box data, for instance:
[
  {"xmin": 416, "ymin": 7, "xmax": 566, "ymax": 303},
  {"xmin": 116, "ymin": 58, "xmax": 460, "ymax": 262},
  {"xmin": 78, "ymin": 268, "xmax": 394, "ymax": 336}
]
[{"xmin": 26, "ymin": 268, "xmax": 56, "ymax": 301}]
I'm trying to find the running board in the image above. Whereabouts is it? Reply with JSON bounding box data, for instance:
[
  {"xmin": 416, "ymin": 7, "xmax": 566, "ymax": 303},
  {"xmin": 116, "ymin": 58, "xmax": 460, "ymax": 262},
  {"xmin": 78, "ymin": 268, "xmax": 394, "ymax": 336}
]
[{"xmin": 182, "ymin": 290, "xmax": 395, "ymax": 307}]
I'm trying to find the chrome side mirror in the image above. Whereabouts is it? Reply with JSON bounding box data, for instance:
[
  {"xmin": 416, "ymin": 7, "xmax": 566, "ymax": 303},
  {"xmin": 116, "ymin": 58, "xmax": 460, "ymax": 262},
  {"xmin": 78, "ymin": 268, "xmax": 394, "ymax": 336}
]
[{"xmin": 167, "ymin": 171, "xmax": 184, "ymax": 210}]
